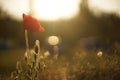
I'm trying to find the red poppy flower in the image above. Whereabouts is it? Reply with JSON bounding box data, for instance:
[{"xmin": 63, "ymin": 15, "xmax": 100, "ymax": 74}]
[{"xmin": 23, "ymin": 13, "xmax": 45, "ymax": 32}]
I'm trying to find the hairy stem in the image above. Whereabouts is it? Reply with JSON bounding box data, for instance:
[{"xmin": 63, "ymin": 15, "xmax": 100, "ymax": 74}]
[{"xmin": 25, "ymin": 29, "xmax": 29, "ymax": 51}]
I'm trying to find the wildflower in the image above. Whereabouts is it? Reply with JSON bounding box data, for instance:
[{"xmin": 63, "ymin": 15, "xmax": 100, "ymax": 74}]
[
  {"xmin": 23, "ymin": 13, "xmax": 45, "ymax": 32},
  {"xmin": 39, "ymin": 55, "xmax": 44, "ymax": 59},
  {"xmin": 44, "ymin": 51, "xmax": 50, "ymax": 58},
  {"xmin": 97, "ymin": 51, "xmax": 103, "ymax": 57}
]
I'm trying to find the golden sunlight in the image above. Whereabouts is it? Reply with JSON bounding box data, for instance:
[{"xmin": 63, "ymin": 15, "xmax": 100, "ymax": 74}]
[
  {"xmin": 33, "ymin": 0, "xmax": 80, "ymax": 21},
  {"xmin": 1, "ymin": 0, "xmax": 120, "ymax": 20}
]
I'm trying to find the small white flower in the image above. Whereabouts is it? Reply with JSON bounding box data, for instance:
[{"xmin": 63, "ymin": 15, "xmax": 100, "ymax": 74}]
[
  {"xmin": 97, "ymin": 51, "xmax": 103, "ymax": 57},
  {"xmin": 39, "ymin": 55, "xmax": 44, "ymax": 59},
  {"xmin": 44, "ymin": 51, "xmax": 50, "ymax": 58}
]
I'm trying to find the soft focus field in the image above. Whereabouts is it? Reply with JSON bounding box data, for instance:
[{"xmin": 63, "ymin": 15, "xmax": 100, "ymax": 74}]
[
  {"xmin": 0, "ymin": 49, "xmax": 24, "ymax": 80},
  {"xmin": 0, "ymin": 0, "xmax": 120, "ymax": 80},
  {"xmin": 0, "ymin": 48, "xmax": 120, "ymax": 80}
]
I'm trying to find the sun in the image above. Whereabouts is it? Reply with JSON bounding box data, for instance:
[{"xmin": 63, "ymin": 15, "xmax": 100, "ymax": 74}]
[{"xmin": 33, "ymin": 0, "xmax": 80, "ymax": 21}]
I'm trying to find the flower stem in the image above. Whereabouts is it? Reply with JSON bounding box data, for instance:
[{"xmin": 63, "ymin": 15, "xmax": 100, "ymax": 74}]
[{"xmin": 25, "ymin": 29, "xmax": 29, "ymax": 52}]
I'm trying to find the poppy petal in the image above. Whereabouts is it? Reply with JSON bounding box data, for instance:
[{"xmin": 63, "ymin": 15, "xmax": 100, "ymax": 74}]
[{"xmin": 23, "ymin": 13, "xmax": 45, "ymax": 32}]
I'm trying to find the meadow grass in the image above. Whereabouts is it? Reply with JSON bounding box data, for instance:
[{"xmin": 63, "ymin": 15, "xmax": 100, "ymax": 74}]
[{"xmin": 0, "ymin": 48, "xmax": 120, "ymax": 80}]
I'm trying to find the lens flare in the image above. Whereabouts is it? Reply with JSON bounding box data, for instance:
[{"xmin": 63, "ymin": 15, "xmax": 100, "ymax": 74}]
[{"xmin": 48, "ymin": 36, "xmax": 59, "ymax": 45}]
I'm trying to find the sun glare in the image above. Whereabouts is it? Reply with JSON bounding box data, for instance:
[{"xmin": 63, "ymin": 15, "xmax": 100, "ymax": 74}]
[{"xmin": 33, "ymin": 0, "xmax": 80, "ymax": 21}]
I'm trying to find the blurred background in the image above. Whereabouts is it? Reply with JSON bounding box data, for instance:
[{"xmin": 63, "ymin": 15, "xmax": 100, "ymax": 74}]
[{"xmin": 0, "ymin": 0, "xmax": 120, "ymax": 76}]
